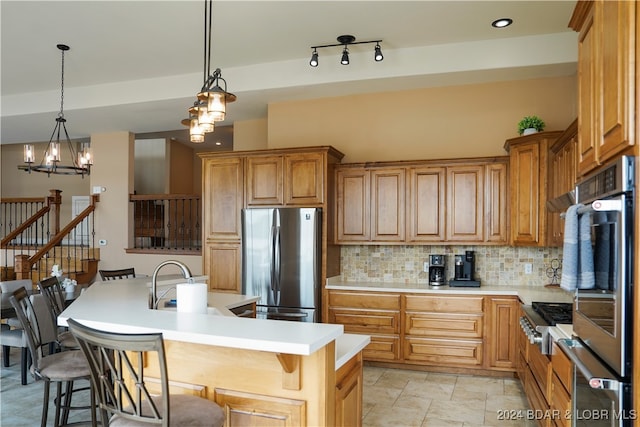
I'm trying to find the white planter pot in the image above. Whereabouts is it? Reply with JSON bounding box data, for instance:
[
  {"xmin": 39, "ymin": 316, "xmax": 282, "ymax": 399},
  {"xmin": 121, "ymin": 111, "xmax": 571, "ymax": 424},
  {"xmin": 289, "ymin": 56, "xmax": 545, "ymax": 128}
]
[{"xmin": 522, "ymin": 128, "xmax": 538, "ymax": 136}]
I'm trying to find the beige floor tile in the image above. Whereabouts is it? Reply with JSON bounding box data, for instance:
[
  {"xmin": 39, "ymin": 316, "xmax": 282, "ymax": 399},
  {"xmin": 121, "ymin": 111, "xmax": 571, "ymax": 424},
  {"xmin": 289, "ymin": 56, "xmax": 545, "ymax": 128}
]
[
  {"xmin": 394, "ymin": 392, "xmax": 433, "ymax": 412},
  {"xmin": 455, "ymin": 375, "xmax": 505, "ymax": 395},
  {"xmin": 503, "ymin": 378, "xmax": 524, "ymax": 396},
  {"xmin": 426, "ymin": 372, "xmax": 459, "ymax": 385},
  {"xmin": 482, "ymin": 410, "xmax": 538, "ymax": 427},
  {"xmin": 363, "ymin": 383, "xmax": 404, "ymax": 407},
  {"xmin": 381, "ymin": 368, "xmax": 429, "ymax": 382},
  {"xmin": 363, "ymin": 366, "xmax": 387, "ymax": 386},
  {"xmin": 404, "ymin": 379, "xmax": 455, "ymax": 400},
  {"xmin": 422, "ymin": 417, "xmax": 464, "ymax": 426},
  {"xmin": 485, "ymin": 394, "xmax": 529, "ymax": 412},
  {"xmin": 363, "ymin": 405, "xmax": 427, "ymax": 427},
  {"xmin": 451, "ymin": 387, "xmax": 487, "ymax": 401},
  {"xmin": 426, "ymin": 398, "xmax": 486, "ymax": 424}
]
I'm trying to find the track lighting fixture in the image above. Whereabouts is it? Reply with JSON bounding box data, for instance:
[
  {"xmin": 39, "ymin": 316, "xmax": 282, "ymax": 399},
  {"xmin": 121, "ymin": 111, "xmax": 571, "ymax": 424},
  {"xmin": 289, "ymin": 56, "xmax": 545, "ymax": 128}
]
[{"xmin": 309, "ymin": 35, "xmax": 383, "ymax": 67}]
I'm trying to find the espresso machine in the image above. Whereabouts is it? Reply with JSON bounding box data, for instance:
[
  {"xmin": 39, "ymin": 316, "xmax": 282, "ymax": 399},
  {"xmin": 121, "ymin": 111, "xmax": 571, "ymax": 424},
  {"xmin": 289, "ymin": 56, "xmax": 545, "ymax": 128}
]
[
  {"xmin": 428, "ymin": 254, "xmax": 446, "ymax": 286},
  {"xmin": 449, "ymin": 250, "xmax": 481, "ymax": 287}
]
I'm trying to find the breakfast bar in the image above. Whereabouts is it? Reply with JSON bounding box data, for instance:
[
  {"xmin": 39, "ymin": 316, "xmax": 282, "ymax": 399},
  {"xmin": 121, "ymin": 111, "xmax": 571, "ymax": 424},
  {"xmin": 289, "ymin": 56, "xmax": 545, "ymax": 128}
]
[{"xmin": 59, "ymin": 276, "xmax": 369, "ymax": 427}]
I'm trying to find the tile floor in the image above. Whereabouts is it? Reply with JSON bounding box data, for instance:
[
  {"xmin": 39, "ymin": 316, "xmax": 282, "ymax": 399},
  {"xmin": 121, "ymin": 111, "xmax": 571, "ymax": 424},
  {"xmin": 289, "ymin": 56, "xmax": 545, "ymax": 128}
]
[
  {"xmin": 362, "ymin": 366, "xmax": 536, "ymax": 427},
  {"xmin": 1, "ymin": 345, "xmax": 534, "ymax": 427}
]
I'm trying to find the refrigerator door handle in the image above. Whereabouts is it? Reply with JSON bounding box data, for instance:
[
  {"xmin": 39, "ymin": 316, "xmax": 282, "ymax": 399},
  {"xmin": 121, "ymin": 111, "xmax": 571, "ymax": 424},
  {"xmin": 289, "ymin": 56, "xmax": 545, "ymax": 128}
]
[
  {"xmin": 270, "ymin": 225, "xmax": 277, "ymax": 292},
  {"xmin": 274, "ymin": 225, "xmax": 281, "ymax": 293}
]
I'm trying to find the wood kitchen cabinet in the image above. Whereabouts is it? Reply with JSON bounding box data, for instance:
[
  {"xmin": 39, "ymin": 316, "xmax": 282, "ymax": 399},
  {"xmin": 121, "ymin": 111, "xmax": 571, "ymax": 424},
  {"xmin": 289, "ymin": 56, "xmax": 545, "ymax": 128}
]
[
  {"xmin": 550, "ymin": 342, "xmax": 572, "ymax": 427},
  {"xmin": 547, "ymin": 120, "xmax": 578, "ymax": 247},
  {"xmin": 335, "ymin": 167, "xmax": 405, "ymax": 243},
  {"xmin": 404, "ymin": 294, "xmax": 484, "ymax": 368},
  {"xmin": 328, "ymin": 289, "xmax": 520, "ymax": 374},
  {"xmin": 200, "ymin": 146, "xmax": 343, "ymax": 293},
  {"xmin": 485, "ymin": 296, "xmax": 519, "ymax": 371},
  {"xmin": 570, "ymin": 1, "xmax": 636, "ymax": 176},
  {"xmin": 246, "ymin": 151, "xmax": 326, "ymax": 206},
  {"xmin": 328, "ymin": 291, "xmax": 401, "ymax": 362},
  {"xmin": 337, "ymin": 157, "xmax": 508, "ymax": 245},
  {"xmin": 334, "ymin": 352, "xmax": 363, "ymax": 427},
  {"xmin": 505, "ymin": 132, "xmax": 562, "ymax": 247}
]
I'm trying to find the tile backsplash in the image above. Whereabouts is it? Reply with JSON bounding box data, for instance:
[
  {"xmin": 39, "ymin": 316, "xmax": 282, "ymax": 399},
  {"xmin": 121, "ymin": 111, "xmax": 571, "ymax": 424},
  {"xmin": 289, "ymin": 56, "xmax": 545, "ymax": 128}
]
[{"xmin": 340, "ymin": 245, "xmax": 563, "ymax": 287}]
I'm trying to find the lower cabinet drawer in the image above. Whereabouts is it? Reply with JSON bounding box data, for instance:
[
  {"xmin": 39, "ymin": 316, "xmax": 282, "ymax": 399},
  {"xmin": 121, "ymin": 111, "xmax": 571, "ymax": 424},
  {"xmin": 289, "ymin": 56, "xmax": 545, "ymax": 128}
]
[
  {"xmin": 329, "ymin": 309, "xmax": 400, "ymax": 334},
  {"xmin": 528, "ymin": 342, "xmax": 551, "ymax": 403},
  {"xmin": 404, "ymin": 337, "xmax": 483, "ymax": 366},
  {"xmin": 551, "ymin": 342, "xmax": 572, "ymax": 394},
  {"xmin": 405, "ymin": 312, "xmax": 483, "ymax": 338},
  {"xmin": 524, "ymin": 367, "xmax": 551, "ymax": 427},
  {"xmin": 550, "ymin": 372, "xmax": 571, "ymax": 427},
  {"xmin": 363, "ymin": 335, "xmax": 401, "ymax": 361}
]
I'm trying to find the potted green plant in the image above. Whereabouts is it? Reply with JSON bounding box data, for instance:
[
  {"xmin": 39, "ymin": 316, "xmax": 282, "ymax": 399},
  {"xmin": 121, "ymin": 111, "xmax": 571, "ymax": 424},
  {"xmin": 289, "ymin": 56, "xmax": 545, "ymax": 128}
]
[{"xmin": 517, "ymin": 115, "xmax": 545, "ymax": 136}]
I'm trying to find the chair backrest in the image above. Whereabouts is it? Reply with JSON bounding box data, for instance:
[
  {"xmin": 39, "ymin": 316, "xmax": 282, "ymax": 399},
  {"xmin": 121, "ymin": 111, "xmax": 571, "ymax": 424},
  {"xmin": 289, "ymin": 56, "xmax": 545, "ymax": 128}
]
[
  {"xmin": 67, "ymin": 318, "xmax": 170, "ymax": 426},
  {"xmin": 38, "ymin": 276, "xmax": 66, "ymax": 318},
  {"xmin": 9, "ymin": 289, "xmax": 59, "ymax": 375},
  {"xmin": 0, "ymin": 279, "xmax": 32, "ymax": 293},
  {"xmin": 99, "ymin": 268, "xmax": 136, "ymax": 281}
]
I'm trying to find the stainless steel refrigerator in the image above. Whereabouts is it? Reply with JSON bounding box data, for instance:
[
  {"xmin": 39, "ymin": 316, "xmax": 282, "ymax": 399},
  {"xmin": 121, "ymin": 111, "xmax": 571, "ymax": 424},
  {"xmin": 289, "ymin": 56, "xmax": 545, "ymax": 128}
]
[{"xmin": 241, "ymin": 207, "xmax": 322, "ymax": 322}]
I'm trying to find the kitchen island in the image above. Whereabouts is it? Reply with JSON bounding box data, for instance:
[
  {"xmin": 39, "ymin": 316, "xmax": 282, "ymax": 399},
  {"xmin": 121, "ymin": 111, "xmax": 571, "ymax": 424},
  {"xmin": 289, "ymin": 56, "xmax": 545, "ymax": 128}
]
[{"xmin": 59, "ymin": 276, "xmax": 369, "ymax": 427}]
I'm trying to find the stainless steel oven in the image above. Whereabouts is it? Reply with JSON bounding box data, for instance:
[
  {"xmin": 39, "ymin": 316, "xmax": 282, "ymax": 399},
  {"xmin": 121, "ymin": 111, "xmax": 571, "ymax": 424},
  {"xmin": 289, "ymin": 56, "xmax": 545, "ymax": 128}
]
[
  {"xmin": 558, "ymin": 338, "xmax": 635, "ymax": 426},
  {"xmin": 573, "ymin": 155, "xmax": 634, "ymax": 378}
]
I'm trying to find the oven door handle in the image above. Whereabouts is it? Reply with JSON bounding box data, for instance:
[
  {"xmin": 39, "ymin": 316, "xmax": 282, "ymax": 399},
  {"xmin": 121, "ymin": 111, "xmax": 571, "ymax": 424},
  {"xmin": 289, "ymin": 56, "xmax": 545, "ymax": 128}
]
[
  {"xmin": 577, "ymin": 199, "xmax": 622, "ymax": 215},
  {"xmin": 557, "ymin": 338, "xmax": 620, "ymax": 391}
]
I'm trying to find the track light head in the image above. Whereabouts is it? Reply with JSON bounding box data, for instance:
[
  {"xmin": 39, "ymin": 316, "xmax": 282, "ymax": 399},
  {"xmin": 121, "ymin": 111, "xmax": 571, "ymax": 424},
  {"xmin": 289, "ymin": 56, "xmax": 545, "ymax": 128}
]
[
  {"xmin": 310, "ymin": 49, "xmax": 318, "ymax": 67},
  {"xmin": 340, "ymin": 47, "xmax": 349, "ymax": 65},
  {"xmin": 374, "ymin": 43, "xmax": 383, "ymax": 61}
]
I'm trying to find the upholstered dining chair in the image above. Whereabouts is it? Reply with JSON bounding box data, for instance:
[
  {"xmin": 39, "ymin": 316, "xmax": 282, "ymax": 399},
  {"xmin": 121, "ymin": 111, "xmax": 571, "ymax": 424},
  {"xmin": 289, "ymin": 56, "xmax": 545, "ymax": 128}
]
[
  {"xmin": 99, "ymin": 268, "xmax": 136, "ymax": 281},
  {"xmin": 67, "ymin": 318, "xmax": 225, "ymax": 427},
  {"xmin": 1, "ymin": 279, "xmax": 32, "ymax": 328},
  {"xmin": 10, "ymin": 288, "xmax": 95, "ymax": 427}
]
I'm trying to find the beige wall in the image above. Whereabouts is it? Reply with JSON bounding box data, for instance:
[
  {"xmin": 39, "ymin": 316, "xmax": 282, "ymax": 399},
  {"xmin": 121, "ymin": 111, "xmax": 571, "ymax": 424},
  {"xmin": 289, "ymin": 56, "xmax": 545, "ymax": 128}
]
[
  {"xmin": 168, "ymin": 138, "xmax": 195, "ymax": 194},
  {"xmin": 267, "ymin": 75, "xmax": 577, "ymax": 163},
  {"xmin": 1, "ymin": 142, "xmax": 90, "ymax": 222},
  {"xmin": 234, "ymin": 118, "xmax": 268, "ymax": 151}
]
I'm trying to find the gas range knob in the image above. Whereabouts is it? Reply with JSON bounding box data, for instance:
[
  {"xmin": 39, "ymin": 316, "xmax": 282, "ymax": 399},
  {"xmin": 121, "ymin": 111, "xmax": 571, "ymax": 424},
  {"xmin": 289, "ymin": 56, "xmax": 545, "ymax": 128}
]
[{"xmin": 529, "ymin": 334, "xmax": 542, "ymax": 345}]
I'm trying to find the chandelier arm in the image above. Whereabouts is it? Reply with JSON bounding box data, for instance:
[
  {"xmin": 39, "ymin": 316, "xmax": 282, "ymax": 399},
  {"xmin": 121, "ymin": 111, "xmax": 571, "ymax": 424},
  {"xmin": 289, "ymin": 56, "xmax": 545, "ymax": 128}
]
[{"xmin": 60, "ymin": 120, "xmax": 81, "ymax": 168}]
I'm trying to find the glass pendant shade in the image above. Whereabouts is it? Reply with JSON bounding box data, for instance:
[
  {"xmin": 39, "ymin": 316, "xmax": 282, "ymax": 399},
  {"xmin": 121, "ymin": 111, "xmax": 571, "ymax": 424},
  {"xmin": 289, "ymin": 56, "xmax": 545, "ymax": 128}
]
[
  {"xmin": 190, "ymin": 103, "xmax": 214, "ymax": 133},
  {"xmin": 189, "ymin": 118, "xmax": 205, "ymax": 143},
  {"xmin": 48, "ymin": 142, "xmax": 61, "ymax": 163},
  {"xmin": 78, "ymin": 142, "xmax": 93, "ymax": 166},
  {"xmin": 206, "ymin": 90, "xmax": 226, "ymax": 122},
  {"xmin": 23, "ymin": 144, "xmax": 35, "ymax": 163}
]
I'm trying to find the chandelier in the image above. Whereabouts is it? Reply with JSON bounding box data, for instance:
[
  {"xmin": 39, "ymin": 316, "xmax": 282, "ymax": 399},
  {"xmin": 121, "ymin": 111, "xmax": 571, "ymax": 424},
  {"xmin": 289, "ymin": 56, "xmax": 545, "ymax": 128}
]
[
  {"xmin": 182, "ymin": 0, "xmax": 236, "ymax": 143},
  {"xmin": 18, "ymin": 44, "xmax": 92, "ymax": 177}
]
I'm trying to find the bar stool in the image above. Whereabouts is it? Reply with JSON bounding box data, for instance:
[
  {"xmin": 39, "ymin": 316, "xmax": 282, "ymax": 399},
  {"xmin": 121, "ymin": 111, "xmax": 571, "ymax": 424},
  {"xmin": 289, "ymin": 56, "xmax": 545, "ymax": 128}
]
[{"xmin": 10, "ymin": 288, "xmax": 96, "ymax": 427}]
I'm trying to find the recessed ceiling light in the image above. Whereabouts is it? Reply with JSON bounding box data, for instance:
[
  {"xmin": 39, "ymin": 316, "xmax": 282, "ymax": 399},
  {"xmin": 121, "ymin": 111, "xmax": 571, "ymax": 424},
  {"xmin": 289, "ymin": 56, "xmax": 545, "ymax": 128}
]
[
  {"xmin": 215, "ymin": 141, "xmax": 222, "ymax": 146},
  {"xmin": 491, "ymin": 18, "xmax": 513, "ymax": 28}
]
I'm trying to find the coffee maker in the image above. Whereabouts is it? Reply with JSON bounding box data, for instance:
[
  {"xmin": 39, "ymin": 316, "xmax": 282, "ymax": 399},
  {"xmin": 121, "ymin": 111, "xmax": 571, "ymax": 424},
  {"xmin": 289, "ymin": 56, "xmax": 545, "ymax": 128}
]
[
  {"xmin": 449, "ymin": 250, "xmax": 481, "ymax": 287},
  {"xmin": 428, "ymin": 254, "xmax": 446, "ymax": 286}
]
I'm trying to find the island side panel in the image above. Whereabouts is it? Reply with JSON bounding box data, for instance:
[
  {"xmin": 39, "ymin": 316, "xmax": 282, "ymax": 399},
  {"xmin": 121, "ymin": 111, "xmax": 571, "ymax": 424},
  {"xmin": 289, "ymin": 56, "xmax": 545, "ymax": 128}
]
[{"xmin": 141, "ymin": 339, "xmax": 336, "ymax": 427}]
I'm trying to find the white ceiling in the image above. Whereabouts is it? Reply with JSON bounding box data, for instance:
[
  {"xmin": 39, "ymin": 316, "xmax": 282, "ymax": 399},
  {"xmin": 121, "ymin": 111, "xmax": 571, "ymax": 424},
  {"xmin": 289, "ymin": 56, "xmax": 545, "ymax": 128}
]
[{"xmin": 1, "ymin": 1, "xmax": 578, "ymax": 148}]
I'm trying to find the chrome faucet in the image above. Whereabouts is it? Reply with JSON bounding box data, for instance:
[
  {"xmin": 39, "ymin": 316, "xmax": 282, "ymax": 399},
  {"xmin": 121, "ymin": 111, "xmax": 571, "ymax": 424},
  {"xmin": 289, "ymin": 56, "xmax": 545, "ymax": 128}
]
[{"xmin": 149, "ymin": 260, "xmax": 193, "ymax": 309}]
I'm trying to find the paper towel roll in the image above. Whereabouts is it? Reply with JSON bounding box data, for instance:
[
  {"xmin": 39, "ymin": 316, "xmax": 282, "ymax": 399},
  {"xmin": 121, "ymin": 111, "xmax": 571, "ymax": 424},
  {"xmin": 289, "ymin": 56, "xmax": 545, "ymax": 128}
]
[{"xmin": 176, "ymin": 282, "xmax": 208, "ymax": 314}]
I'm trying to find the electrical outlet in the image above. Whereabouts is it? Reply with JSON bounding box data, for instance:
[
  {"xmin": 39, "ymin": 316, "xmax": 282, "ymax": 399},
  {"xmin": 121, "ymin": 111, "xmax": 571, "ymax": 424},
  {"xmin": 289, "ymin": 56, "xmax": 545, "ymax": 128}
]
[
  {"xmin": 524, "ymin": 263, "xmax": 533, "ymax": 274},
  {"xmin": 423, "ymin": 262, "xmax": 429, "ymax": 272}
]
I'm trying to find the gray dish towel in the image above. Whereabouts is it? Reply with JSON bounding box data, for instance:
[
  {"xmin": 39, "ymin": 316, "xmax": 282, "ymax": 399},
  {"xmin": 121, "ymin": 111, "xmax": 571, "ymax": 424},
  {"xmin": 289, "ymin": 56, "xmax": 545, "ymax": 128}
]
[{"xmin": 560, "ymin": 204, "xmax": 596, "ymax": 291}]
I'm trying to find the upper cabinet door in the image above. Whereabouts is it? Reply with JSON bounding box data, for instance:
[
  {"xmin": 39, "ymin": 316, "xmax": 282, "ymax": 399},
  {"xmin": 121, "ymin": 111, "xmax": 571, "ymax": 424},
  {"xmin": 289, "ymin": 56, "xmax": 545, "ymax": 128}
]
[
  {"xmin": 371, "ymin": 169, "xmax": 405, "ymax": 242},
  {"xmin": 575, "ymin": 4, "xmax": 598, "ymax": 175},
  {"xmin": 446, "ymin": 165, "xmax": 484, "ymax": 242},
  {"xmin": 284, "ymin": 152, "xmax": 325, "ymax": 205},
  {"xmin": 597, "ymin": 0, "xmax": 635, "ymax": 164},
  {"xmin": 246, "ymin": 155, "xmax": 284, "ymax": 206},
  {"xmin": 485, "ymin": 162, "xmax": 508, "ymax": 244},
  {"xmin": 336, "ymin": 168, "xmax": 371, "ymax": 242},
  {"xmin": 407, "ymin": 166, "xmax": 445, "ymax": 242},
  {"xmin": 202, "ymin": 157, "xmax": 244, "ymax": 241}
]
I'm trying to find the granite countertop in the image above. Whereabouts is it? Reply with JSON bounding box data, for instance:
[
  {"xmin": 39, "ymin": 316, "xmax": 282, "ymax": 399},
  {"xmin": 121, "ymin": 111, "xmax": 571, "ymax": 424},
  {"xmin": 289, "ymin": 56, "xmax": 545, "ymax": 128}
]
[{"xmin": 325, "ymin": 277, "xmax": 574, "ymax": 305}]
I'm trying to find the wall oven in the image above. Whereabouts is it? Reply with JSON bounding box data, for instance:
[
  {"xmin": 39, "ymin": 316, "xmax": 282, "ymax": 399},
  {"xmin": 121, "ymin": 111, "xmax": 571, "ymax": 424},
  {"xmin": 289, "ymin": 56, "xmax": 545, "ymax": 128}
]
[
  {"xmin": 572, "ymin": 155, "xmax": 634, "ymax": 378},
  {"xmin": 559, "ymin": 155, "xmax": 635, "ymax": 426}
]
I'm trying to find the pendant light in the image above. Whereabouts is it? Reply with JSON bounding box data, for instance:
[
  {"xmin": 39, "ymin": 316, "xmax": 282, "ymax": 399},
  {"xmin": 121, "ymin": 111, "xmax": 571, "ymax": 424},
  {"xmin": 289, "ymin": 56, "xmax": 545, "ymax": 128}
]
[
  {"xmin": 18, "ymin": 44, "xmax": 92, "ymax": 177},
  {"xmin": 182, "ymin": 0, "xmax": 236, "ymax": 143}
]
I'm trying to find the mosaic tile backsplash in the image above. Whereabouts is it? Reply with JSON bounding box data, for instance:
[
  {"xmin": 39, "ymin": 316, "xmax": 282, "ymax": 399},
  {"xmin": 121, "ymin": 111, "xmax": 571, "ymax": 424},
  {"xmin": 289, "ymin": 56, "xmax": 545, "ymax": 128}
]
[{"xmin": 340, "ymin": 245, "xmax": 563, "ymax": 287}]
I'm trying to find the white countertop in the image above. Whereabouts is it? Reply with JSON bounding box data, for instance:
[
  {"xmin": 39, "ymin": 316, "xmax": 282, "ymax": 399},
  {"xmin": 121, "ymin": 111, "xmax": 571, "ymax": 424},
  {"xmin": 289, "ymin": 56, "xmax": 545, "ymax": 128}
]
[
  {"xmin": 335, "ymin": 333, "xmax": 370, "ymax": 370},
  {"xmin": 325, "ymin": 278, "xmax": 574, "ymax": 305},
  {"xmin": 59, "ymin": 276, "xmax": 344, "ymax": 356}
]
